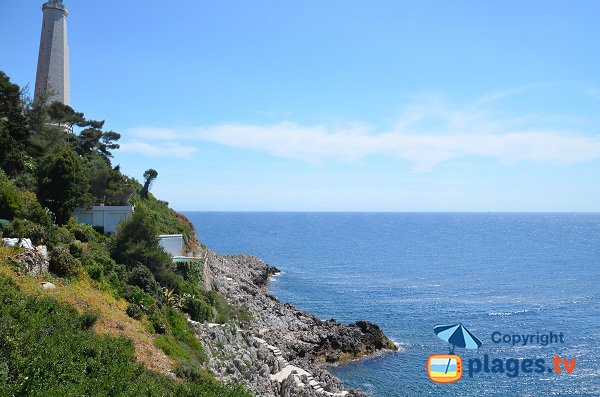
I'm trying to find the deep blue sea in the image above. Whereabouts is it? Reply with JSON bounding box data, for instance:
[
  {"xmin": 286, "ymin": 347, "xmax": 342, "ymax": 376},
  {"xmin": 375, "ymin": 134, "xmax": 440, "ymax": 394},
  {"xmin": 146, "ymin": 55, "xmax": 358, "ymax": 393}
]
[{"xmin": 183, "ymin": 212, "xmax": 600, "ymax": 397}]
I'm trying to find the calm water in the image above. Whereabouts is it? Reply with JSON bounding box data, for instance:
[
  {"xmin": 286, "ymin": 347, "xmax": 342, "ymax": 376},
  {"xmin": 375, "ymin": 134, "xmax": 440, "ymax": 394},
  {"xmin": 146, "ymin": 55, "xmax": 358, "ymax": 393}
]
[{"xmin": 183, "ymin": 212, "xmax": 600, "ymax": 397}]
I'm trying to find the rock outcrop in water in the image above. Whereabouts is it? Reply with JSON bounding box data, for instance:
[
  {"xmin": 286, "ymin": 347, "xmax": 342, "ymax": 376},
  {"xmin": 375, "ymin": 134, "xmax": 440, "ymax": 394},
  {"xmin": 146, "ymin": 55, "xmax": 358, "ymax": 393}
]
[{"xmin": 193, "ymin": 250, "xmax": 398, "ymax": 396}]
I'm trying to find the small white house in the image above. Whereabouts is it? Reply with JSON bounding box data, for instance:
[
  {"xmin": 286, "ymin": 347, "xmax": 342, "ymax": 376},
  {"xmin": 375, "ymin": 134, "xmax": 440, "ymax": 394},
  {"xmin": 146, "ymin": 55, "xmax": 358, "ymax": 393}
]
[
  {"xmin": 73, "ymin": 205, "xmax": 134, "ymax": 234},
  {"xmin": 158, "ymin": 234, "xmax": 184, "ymax": 257}
]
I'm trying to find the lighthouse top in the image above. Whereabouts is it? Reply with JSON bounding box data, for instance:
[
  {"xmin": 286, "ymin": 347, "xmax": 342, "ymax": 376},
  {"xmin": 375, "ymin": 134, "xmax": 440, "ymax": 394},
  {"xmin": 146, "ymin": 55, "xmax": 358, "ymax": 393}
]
[{"xmin": 43, "ymin": 0, "xmax": 67, "ymax": 14}]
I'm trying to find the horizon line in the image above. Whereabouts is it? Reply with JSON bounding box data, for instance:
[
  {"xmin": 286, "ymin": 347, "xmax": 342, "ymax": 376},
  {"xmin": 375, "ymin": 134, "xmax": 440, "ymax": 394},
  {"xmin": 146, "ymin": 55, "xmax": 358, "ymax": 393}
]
[{"xmin": 176, "ymin": 210, "xmax": 600, "ymax": 214}]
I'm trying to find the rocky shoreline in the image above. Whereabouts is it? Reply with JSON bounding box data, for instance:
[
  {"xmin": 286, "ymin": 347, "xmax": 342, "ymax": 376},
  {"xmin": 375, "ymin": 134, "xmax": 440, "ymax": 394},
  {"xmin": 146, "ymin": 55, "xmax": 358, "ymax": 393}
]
[{"xmin": 192, "ymin": 250, "xmax": 398, "ymax": 396}]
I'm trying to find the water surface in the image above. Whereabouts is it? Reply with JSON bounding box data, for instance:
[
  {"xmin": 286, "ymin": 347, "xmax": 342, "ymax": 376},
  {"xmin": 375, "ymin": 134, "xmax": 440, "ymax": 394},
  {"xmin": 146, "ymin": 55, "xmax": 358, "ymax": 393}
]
[{"xmin": 184, "ymin": 212, "xmax": 600, "ymax": 397}]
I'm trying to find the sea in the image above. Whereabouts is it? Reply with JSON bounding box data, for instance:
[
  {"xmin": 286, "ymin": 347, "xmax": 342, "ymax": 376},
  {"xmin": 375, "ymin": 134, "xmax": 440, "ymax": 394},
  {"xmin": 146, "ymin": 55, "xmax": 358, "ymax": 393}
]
[{"xmin": 183, "ymin": 212, "xmax": 600, "ymax": 397}]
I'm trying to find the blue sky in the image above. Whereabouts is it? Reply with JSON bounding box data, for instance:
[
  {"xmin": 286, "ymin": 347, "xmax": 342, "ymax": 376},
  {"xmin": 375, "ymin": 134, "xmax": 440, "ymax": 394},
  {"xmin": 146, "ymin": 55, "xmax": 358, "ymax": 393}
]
[{"xmin": 2, "ymin": 0, "xmax": 599, "ymax": 211}]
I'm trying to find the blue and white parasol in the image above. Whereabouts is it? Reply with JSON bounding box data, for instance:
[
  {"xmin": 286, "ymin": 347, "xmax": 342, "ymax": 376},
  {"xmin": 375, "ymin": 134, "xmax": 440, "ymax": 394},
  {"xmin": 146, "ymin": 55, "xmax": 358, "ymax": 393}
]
[{"xmin": 434, "ymin": 323, "xmax": 482, "ymax": 353}]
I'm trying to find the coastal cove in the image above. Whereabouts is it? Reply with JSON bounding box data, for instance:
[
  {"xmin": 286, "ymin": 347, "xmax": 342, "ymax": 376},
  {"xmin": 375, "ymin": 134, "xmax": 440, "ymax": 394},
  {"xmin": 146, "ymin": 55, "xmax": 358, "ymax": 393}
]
[{"xmin": 185, "ymin": 212, "xmax": 600, "ymax": 397}]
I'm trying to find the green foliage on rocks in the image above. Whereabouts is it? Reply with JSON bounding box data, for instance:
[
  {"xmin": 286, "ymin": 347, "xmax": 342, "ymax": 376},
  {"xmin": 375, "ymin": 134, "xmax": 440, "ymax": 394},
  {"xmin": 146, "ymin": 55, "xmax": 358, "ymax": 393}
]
[{"xmin": 49, "ymin": 244, "xmax": 82, "ymax": 277}]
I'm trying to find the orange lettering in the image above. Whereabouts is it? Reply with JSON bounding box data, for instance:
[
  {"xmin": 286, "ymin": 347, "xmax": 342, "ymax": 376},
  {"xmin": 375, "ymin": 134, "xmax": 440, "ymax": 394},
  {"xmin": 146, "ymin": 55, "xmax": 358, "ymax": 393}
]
[
  {"xmin": 562, "ymin": 358, "xmax": 577, "ymax": 373},
  {"xmin": 552, "ymin": 355, "xmax": 562, "ymax": 374}
]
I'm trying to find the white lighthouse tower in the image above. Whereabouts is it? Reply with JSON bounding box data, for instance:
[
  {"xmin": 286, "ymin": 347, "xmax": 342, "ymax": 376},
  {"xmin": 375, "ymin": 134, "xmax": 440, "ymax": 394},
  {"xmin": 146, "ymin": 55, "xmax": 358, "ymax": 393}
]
[{"xmin": 34, "ymin": 0, "xmax": 70, "ymax": 106}]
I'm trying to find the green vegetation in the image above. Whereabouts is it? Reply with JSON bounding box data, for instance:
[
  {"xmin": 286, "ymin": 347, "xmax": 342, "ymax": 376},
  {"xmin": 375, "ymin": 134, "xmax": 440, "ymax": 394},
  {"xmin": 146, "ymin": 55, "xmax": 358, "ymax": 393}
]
[
  {"xmin": 0, "ymin": 71, "xmax": 252, "ymax": 396},
  {"xmin": 0, "ymin": 274, "xmax": 251, "ymax": 397}
]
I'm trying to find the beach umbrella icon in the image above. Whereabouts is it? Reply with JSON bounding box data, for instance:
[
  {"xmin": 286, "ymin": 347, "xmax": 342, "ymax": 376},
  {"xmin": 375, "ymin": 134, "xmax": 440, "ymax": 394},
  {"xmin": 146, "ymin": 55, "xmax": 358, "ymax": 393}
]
[{"xmin": 434, "ymin": 323, "xmax": 482, "ymax": 353}]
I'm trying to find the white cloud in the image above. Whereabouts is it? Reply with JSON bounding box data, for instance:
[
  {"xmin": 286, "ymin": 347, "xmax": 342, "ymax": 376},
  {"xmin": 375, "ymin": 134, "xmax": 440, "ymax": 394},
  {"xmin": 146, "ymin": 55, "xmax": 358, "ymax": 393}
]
[
  {"xmin": 124, "ymin": 91, "xmax": 600, "ymax": 168},
  {"xmin": 119, "ymin": 140, "xmax": 197, "ymax": 158},
  {"xmin": 190, "ymin": 125, "xmax": 600, "ymax": 169}
]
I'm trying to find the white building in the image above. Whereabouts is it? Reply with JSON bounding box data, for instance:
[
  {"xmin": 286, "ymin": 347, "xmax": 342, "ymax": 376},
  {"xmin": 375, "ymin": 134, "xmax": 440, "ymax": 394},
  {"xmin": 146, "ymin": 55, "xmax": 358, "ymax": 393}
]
[
  {"xmin": 158, "ymin": 234, "xmax": 185, "ymax": 257},
  {"xmin": 72, "ymin": 205, "xmax": 134, "ymax": 234}
]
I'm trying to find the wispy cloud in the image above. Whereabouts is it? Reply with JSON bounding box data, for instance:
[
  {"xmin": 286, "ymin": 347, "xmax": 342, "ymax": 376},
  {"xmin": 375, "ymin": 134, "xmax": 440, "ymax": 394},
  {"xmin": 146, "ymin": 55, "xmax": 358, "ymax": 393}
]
[
  {"xmin": 123, "ymin": 88, "xmax": 600, "ymax": 168},
  {"xmin": 119, "ymin": 140, "xmax": 197, "ymax": 158},
  {"xmin": 191, "ymin": 125, "xmax": 600, "ymax": 169}
]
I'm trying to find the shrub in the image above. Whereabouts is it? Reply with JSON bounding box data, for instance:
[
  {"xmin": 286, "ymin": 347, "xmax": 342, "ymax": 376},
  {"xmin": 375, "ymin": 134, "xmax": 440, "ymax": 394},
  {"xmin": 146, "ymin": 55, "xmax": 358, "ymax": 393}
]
[
  {"xmin": 79, "ymin": 310, "xmax": 99, "ymax": 329},
  {"xmin": 0, "ymin": 172, "xmax": 23, "ymax": 219},
  {"xmin": 81, "ymin": 243, "xmax": 126, "ymax": 292},
  {"xmin": 49, "ymin": 244, "xmax": 82, "ymax": 277},
  {"xmin": 154, "ymin": 335, "xmax": 188, "ymax": 360},
  {"xmin": 175, "ymin": 360, "xmax": 215, "ymax": 382},
  {"xmin": 84, "ymin": 260, "xmax": 103, "ymax": 281},
  {"xmin": 123, "ymin": 285, "xmax": 156, "ymax": 313},
  {"xmin": 149, "ymin": 311, "xmax": 167, "ymax": 334},
  {"xmin": 12, "ymin": 171, "xmax": 37, "ymax": 192},
  {"xmin": 69, "ymin": 241, "xmax": 83, "ymax": 258},
  {"xmin": 186, "ymin": 297, "xmax": 211, "ymax": 323},
  {"xmin": 125, "ymin": 303, "xmax": 143, "ymax": 319},
  {"xmin": 174, "ymin": 259, "xmax": 203, "ymax": 285},
  {"xmin": 82, "ymin": 243, "xmax": 120, "ymax": 271},
  {"xmin": 18, "ymin": 190, "xmax": 53, "ymax": 229},
  {"xmin": 163, "ymin": 306, "xmax": 205, "ymax": 364},
  {"xmin": 127, "ymin": 265, "xmax": 160, "ymax": 296},
  {"xmin": 52, "ymin": 225, "xmax": 75, "ymax": 247},
  {"xmin": 111, "ymin": 206, "xmax": 171, "ymax": 272},
  {"xmin": 67, "ymin": 218, "xmax": 101, "ymax": 243},
  {"xmin": 3, "ymin": 218, "xmax": 49, "ymax": 245}
]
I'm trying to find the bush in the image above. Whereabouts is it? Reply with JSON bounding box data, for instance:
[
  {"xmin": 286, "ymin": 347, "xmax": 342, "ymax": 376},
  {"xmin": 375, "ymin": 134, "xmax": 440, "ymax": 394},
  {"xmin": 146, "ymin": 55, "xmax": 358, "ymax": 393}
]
[
  {"xmin": 174, "ymin": 259, "xmax": 203, "ymax": 285},
  {"xmin": 163, "ymin": 306, "xmax": 205, "ymax": 363},
  {"xmin": 154, "ymin": 335, "xmax": 188, "ymax": 360},
  {"xmin": 123, "ymin": 285, "xmax": 156, "ymax": 313},
  {"xmin": 18, "ymin": 190, "xmax": 53, "ymax": 229},
  {"xmin": 149, "ymin": 311, "xmax": 167, "ymax": 334},
  {"xmin": 126, "ymin": 303, "xmax": 143, "ymax": 319},
  {"xmin": 49, "ymin": 245, "xmax": 82, "ymax": 277},
  {"xmin": 81, "ymin": 243, "xmax": 126, "ymax": 292},
  {"xmin": 154, "ymin": 268, "xmax": 195, "ymax": 295},
  {"xmin": 186, "ymin": 297, "xmax": 211, "ymax": 323},
  {"xmin": 69, "ymin": 241, "xmax": 83, "ymax": 258},
  {"xmin": 129, "ymin": 195, "xmax": 196, "ymax": 253},
  {"xmin": 3, "ymin": 218, "xmax": 49, "ymax": 245},
  {"xmin": 0, "ymin": 172, "xmax": 23, "ymax": 219},
  {"xmin": 12, "ymin": 171, "xmax": 37, "ymax": 192},
  {"xmin": 79, "ymin": 310, "xmax": 99, "ymax": 329},
  {"xmin": 84, "ymin": 260, "xmax": 103, "ymax": 281},
  {"xmin": 127, "ymin": 265, "xmax": 160, "ymax": 296},
  {"xmin": 51, "ymin": 225, "xmax": 75, "ymax": 247},
  {"xmin": 111, "ymin": 206, "xmax": 171, "ymax": 273},
  {"xmin": 175, "ymin": 360, "xmax": 215, "ymax": 382},
  {"xmin": 67, "ymin": 218, "xmax": 101, "ymax": 243}
]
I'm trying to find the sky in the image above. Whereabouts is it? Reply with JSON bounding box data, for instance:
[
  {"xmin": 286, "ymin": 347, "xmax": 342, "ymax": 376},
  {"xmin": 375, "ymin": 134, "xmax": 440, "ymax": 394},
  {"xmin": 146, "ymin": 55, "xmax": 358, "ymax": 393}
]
[{"xmin": 1, "ymin": 0, "xmax": 599, "ymax": 211}]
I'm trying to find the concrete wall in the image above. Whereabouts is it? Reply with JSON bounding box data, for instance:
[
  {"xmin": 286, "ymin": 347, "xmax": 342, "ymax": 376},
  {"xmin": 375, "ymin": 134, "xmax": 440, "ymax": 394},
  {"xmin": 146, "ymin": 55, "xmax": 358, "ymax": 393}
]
[
  {"xmin": 158, "ymin": 234, "xmax": 184, "ymax": 257},
  {"xmin": 72, "ymin": 205, "xmax": 134, "ymax": 234}
]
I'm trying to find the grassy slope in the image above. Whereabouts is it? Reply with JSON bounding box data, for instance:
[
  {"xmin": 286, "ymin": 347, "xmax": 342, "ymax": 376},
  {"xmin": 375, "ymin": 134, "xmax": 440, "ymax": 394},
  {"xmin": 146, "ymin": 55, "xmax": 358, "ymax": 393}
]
[
  {"xmin": 0, "ymin": 247, "xmax": 252, "ymax": 397},
  {"xmin": 0, "ymin": 246, "xmax": 173, "ymax": 374}
]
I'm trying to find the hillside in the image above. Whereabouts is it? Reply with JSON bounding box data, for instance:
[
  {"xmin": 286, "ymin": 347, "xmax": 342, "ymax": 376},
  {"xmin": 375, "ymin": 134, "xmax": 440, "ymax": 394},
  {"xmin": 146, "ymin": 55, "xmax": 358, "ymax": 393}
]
[
  {"xmin": 0, "ymin": 70, "xmax": 251, "ymax": 396},
  {"xmin": 0, "ymin": 70, "xmax": 397, "ymax": 397}
]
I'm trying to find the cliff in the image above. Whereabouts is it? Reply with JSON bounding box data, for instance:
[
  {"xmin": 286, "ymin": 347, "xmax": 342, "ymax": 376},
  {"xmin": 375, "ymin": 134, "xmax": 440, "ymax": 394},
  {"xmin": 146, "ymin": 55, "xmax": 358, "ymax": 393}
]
[{"xmin": 190, "ymin": 250, "xmax": 398, "ymax": 396}]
